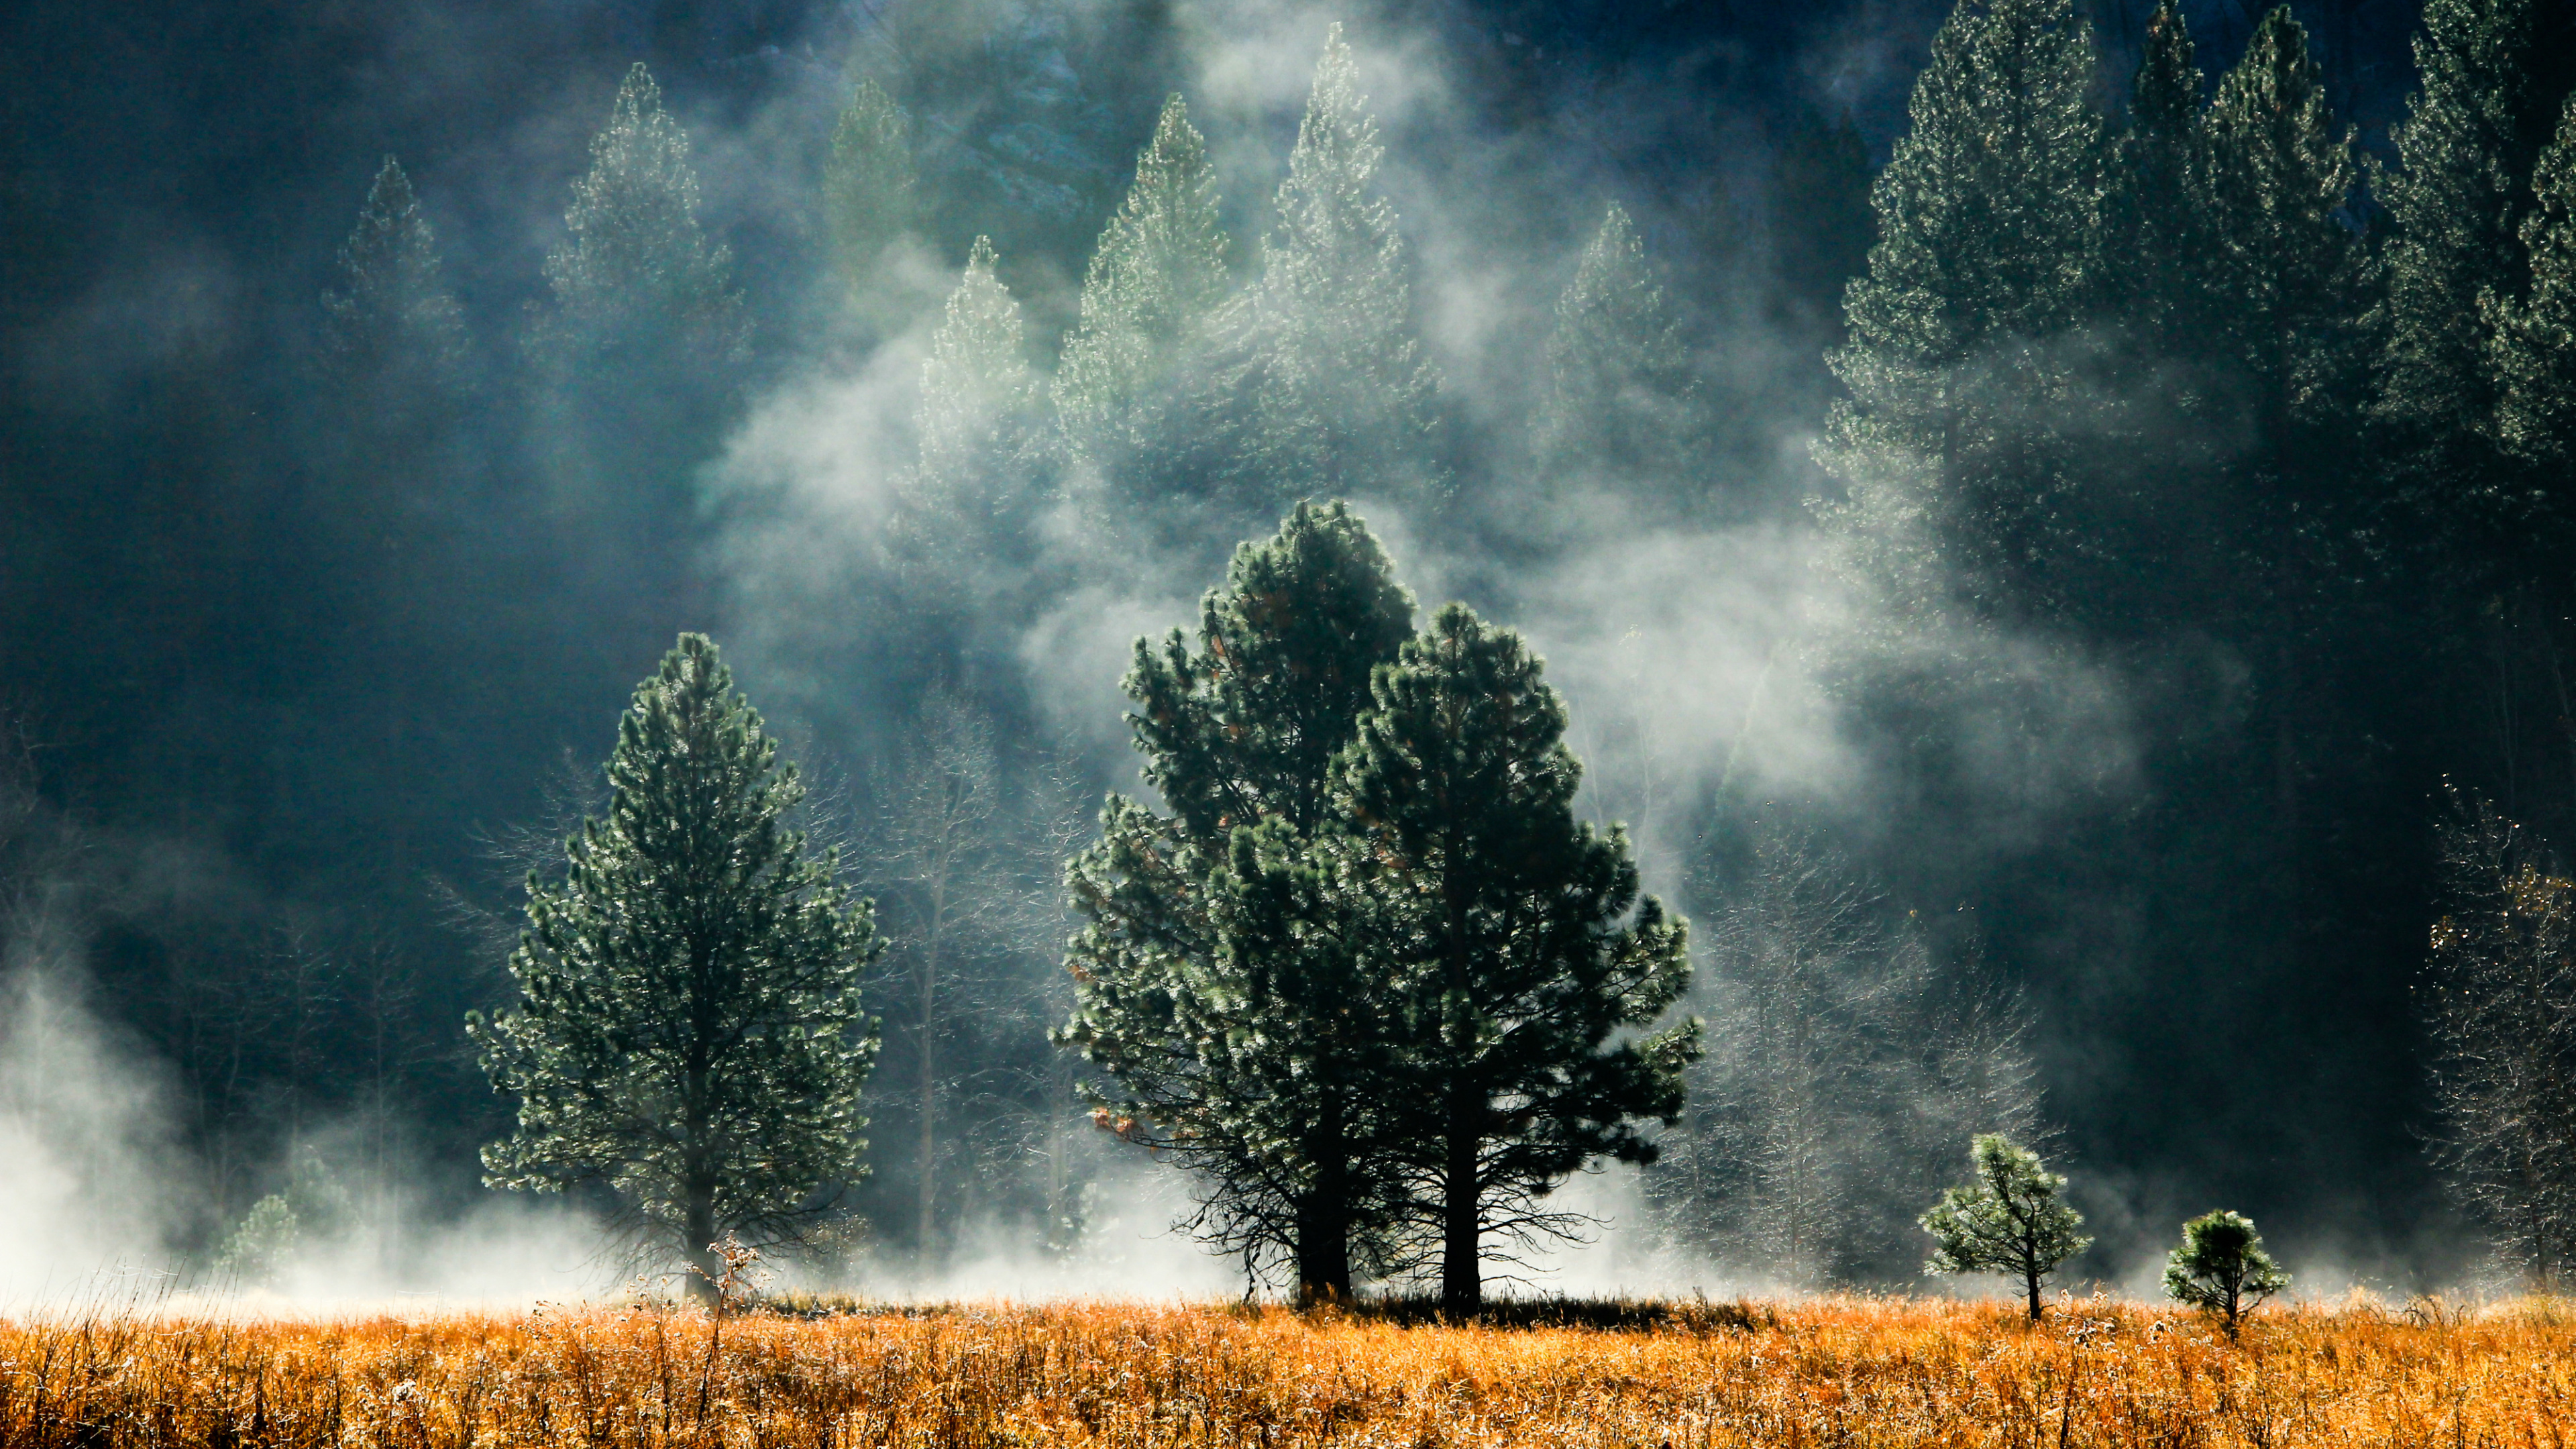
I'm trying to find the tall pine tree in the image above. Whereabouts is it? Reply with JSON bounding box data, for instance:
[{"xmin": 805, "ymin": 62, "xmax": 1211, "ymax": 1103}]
[
  {"xmin": 321, "ymin": 156, "xmax": 467, "ymax": 391},
  {"xmin": 1334, "ymin": 604, "xmax": 1697, "ymax": 1311},
  {"xmin": 1532, "ymin": 204, "xmax": 1709, "ymax": 523},
  {"xmin": 1061, "ymin": 502, "xmax": 1416, "ymax": 1301},
  {"xmin": 822, "ymin": 77, "xmax": 917, "ymax": 299},
  {"xmin": 1232, "ymin": 26, "xmax": 1445, "ymax": 517},
  {"xmin": 2487, "ymin": 95, "xmax": 2576, "ymax": 531},
  {"xmin": 470, "ymin": 635, "xmax": 879, "ymax": 1302},
  {"xmin": 2104, "ymin": 1, "xmax": 2212, "ymax": 355}
]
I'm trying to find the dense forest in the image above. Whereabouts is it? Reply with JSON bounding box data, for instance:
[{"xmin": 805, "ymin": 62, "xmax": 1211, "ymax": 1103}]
[{"xmin": 4, "ymin": 0, "xmax": 2574, "ymax": 1299}]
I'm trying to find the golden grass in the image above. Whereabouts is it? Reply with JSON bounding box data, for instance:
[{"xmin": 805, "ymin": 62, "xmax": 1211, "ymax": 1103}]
[{"xmin": 0, "ymin": 1293, "xmax": 2567, "ymax": 1447}]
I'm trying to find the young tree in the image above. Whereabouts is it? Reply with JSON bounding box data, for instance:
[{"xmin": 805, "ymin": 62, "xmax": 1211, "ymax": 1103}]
[
  {"xmin": 2375, "ymin": 0, "xmax": 2571, "ymax": 539},
  {"xmin": 1532, "ymin": 205, "xmax": 1709, "ymax": 521},
  {"xmin": 1055, "ymin": 94, "xmax": 1231, "ymax": 481},
  {"xmin": 1336, "ymin": 604, "xmax": 1698, "ymax": 1311},
  {"xmin": 2162, "ymin": 1209, "xmax": 2290, "ymax": 1338},
  {"xmin": 1232, "ymin": 25, "xmax": 1445, "ymax": 516},
  {"xmin": 1921, "ymin": 1133, "xmax": 2092, "ymax": 1320},
  {"xmin": 1817, "ymin": 0, "xmax": 2104, "ymax": 633},
  {"xmin": 1061, "ymin": 502, "xmax": 1417, "ymax": 1301},
  {"xmin": 2423, "ymin": 792, "xmax": 2576, "ymax": 1289},
  {"xmin": 470, "ymin": 635, "xmax": 880, "ymax": 1303},
  {"xmin": 320, "ymin": 156, "xmax": 466, "ymax": 390},
  {"xmin": 822, "ymin": 77, "xmax": 916, "ymax": 299}
]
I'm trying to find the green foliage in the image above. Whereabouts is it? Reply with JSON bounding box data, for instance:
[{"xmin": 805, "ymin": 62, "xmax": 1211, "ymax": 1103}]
[
  {"xmin": 319, "ymin": 156, "xmax": 466, "ymax": 386},
  {"xmin": 1817, "ymin": 0, "xmax": 2103, "ymax": 633},
  {"xmin": 915, "ymin": 236, "xmax": 1040, "ymax": 517},
  {"xmin": 2162, "ymin": 1209, "xmax": 2290, "ymax": 1336},
  {"xmin": 1534, "ymin": 205, "xmax": 1708, "ymax": 518},
  {"xmin": 2487, "ymin": 97, "xmax": 2576, "ymax": 517},
  {"xmin": 470, "ymin": 635, "xmax": 879, "ymax": 1298},
  {"xmin": 531, "ymin": 64, "xmax": 746, "ymax": 374},
  {"xmin": 1235, "ymin": 25, "xmax": 1445, "ymax": 513},
  {"xmin": 1061, "ymin": 502, "xmax": 1417, "ymax": 1300},
  {"xmin": 1055, "ymin": 94, "xmax": 1231, "ymax": 476},
  {"xmin": 1921, "ymin": 1133, "xmax": 2091, "ymax": 1319},
  {"xmin": 211, "ymin": 1195, "xmax": 303, "ymax": 1289},
  {"xmin": 1336, "ymin": 604, "xmax": 1698, "ymax": 1309},
  {"xmin": 822, "ymin": 77, "xmax": 916, "ymax": 295},
  {"xmin": 2104, "ymin": 1, "xmax": 2211, "ymax": 353}
]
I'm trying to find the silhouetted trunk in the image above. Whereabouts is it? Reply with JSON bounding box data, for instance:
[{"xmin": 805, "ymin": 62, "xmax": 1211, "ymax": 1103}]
[
  {"xmin": 684, "ymin": 1173, "xmax": 720, "ymax": 1308},
  {"xmin": 1442, "ymin": 1091, "xmax": 1481, "ymax": 1313}
]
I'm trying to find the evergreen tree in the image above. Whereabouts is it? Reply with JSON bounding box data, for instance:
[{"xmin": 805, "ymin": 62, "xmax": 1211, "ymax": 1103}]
[
  {"xmin": 1818, "ymin": 0, "xmax": 2104, "ymax": 632},
  {"xmin": 1061, "ymin": 502, "xmax": 1417, "ymax": 1301},
  {"xmin": 532, "ymin": 64, "xmax": 747, "ymax": 376},
  {"xmin": 2487, "ymin": 96, "xmax": 2576, "ymax": 523},
  {"xmin": 916, "ymin": 236, "xmax": 1039, "ymax": 512},
  {"xmin": 2104, "ymin": 1, "xmax": 2212, "ymax": 353},
  {"xmin": 1532, "ymin": 204, "xmax": 1709, "ymax": 521},
  {"xmin": 2203, "ymin": 5, "xmax": 2367, "ymax": 504},
  {"xmin": 1920, "ymin": 1133, "xmax": 2092, "ymax": 1320},
  {"xmin": 1233, "ymin": 25, "xmax": 1445, "ymax": 515},
  {"xmin": 2162, "ymin": 1209, "xmax": 2290, "ymax": 1338},
  {"xmin": 1055, "ymin": 94, "xmax": 1231, "ymax": 479},
  {"xmin": 2375, "ymin": 0, "xmax": 2573, "ymax": 538},
  {"xmin": 320, "ymin": 156, "xmax": 467, "ymax": 389},
  {"xmin": 1334, "ymin": 603, "xmax": 1697, "ymax": 1311},
  {"xmin": 822, "ymin": 77, "xmax": 916, "ymax": 297},
  {"xmin": 470, "ymin": 635, "xmax": 879, "ymax": 1302}
]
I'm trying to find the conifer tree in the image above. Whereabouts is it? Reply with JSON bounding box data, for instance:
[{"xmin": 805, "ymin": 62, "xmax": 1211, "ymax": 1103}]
[
  {"xmin": 2203, "ymin": 5, "xmax": 2366, "ymax": 501},
  {"xmin": 1234, "ymin": 25, "xmax": 1445, "ymax": 515},
  {"xmin": 321, "ymin": 156, "xmax": 466, "ymax": 388},
  {"xmin": 1061, "ymin": 502, "xmax": 1417, "ymax": 1301},
  {"xmin": 470, "ymin": 635, "xmax": 879, "ymax": 1303},
  {"xmin": 2162, "ymin": 1209, "xmax": 2290, "ymax": 1338},
  {"xmin": 2488, "ymin": 96, "xmax": 2576, "ymax": 520},
  {"xmin": 2104, "ymin": 1, "xmax": 2212, "ymax": 352},
  {"xmin": 2375, "ymin": 0, "xmax": 2571, "ymax": 518},
  {"xmin": 1533, "ymin": 205, "xmax": 1709, "ymax": 519},
  {"xmin": 822, "ymin": 77, "xmax": 916, "ymax": 295},
  {"xmin": 1334, "ymin": 604, "xmax": 1697, "ymax": 1311},
  {"xmin": 532, "ymin": 64, "xmax": 747, "ymax": 375},
  {"xmin": 1055, "ymin": 94, "xmax": 1231, "ymax": 476},
  {"xmin": 916, "ymin": 236, "xmax": 1038, "ymax": 513},
  {"xmin": 1818, "ymin": 0, "xmax": 2104, "ymax": 631},
  {"xmin": 1920, "ymin": 1133, "xmax": 2092, "ymax": 1320}
]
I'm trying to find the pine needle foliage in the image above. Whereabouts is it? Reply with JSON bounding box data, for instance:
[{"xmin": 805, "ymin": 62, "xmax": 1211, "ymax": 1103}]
[
  {"xmin": 822, "ymin": 78, "xmax": 916, "ymax": 291},
  {"xmin": 2162, "ymin": 1209, "xmax": 2290, "ymax": 1338},
  {"xmin": 1534, "ymin": 204, "xmax": 1707, "ymax": 517},
  {"xmin": 916, "ymin": 236, "xmax": 1040, "ymax": 512},
  {"xmin": 1921, "ymin": 1133, "xmax": 2092, "ymax": 1320},
  {"xmin": 2487, "ymin": 96, "xmax": 2576, "ymax": 518},
  {"xmin": 470, "ymin": 635, "xmax": 879, "ymax": 1301},
  {"xmin": 1060, "ymin": 502, "xmax": 1417, "ymax": 1301},
  {"xmin": 320, "ymin": 156, "xmax": 466, "ymax": 386},
  {"xmin": 1336, "ymin": 604, "xmax": 1697, "ymax": 1310}
]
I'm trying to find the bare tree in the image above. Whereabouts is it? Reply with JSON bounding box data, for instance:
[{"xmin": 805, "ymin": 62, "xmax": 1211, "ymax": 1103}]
[{"xmin": 2425, "ymin": 790, "xmax": 2576, "ymax": 1289}]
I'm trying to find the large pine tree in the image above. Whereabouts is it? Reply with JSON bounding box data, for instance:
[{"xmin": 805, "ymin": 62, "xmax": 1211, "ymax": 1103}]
[
  {"xmin": 470, "ymin": 635, "xmax": 879, "ymax": 1302},
  {"xmin": 1817, "ymin": 0, "xmax": 2104, "ymax": 634},
  {"xmin": 2104, "ymin": 1, "xmax": 2212, "ymax": 356},
  {"xmin": 1532, "ymin": 205, "xmax": 1709, "ymax": 524},
  {"xmin": 1232, "ymin": 26, "xmax": 1445, "ymax": 517},
  {"xmin": 2487, "ymin": 95, "xmax": 2576, "ymax": 535},
  {"xmin": 1055, "ymin": 94, "xmax": 1231, "ymax": 482},
  {"xmin": 1061, "ymin": 502, "xmax": 1417, "ymax": 1301},
  {"xmin": 1334, "ymin": 604, "xmax": 1697, "ymax": 1311}
]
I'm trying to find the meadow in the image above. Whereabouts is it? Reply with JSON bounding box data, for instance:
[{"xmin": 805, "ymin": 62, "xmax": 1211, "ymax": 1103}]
[{"xmin": 0, "ymin": 1293, "xmax": 2565, "ymax": 1448}]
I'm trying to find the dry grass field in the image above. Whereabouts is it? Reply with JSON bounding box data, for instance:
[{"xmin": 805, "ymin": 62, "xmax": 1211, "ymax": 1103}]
[{"xmin": 0, "ymin": 1293, "xmax": 2565, "ymax": 1447}]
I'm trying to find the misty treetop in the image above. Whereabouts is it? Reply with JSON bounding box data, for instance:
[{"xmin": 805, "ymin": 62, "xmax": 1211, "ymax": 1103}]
[{"xmin": 470, "ymin": 634, "xmax": 879, "ymax": 1300}]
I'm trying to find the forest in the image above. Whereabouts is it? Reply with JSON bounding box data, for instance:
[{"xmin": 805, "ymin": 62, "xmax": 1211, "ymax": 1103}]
[{"xmin": 1, "ymin": 0, "xmax": 2574, "ymax": 1307}]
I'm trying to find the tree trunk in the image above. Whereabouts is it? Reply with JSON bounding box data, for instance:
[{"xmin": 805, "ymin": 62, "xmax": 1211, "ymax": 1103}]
[
  {"xmin": 2024, "ymin": 1254, "xmax": 2043, "ymax": 1322},
  {"xmin": 1442, "ymin": 1094, "xmax": 1481, "ymax": 1314},
  {"xmin": 1293, "ymin": 1185, "xmax": 1352, "ymax": 1307},
  {"xmin": 684, "ymin": 1175, "xmax": 720, "ymax": 1308}
]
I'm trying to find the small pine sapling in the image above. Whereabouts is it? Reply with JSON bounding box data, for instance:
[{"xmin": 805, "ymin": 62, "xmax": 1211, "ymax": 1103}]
[
  {"xmin": 1921, "ymin": 1134, "xmax": 2092, "ymax": 1320},
  {"xmin": 2162, "ymin": 1209, "xmax": 2290, "ymax": 1338}
]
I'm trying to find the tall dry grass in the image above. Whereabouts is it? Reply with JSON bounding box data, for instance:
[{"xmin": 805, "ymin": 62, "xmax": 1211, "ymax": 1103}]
[{"xmin": 0, "ymin": 1293, "xmax": 2565, "ymax": 1446}]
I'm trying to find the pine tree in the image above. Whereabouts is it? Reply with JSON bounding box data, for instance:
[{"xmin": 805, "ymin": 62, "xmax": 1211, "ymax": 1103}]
[
  {"xmin": 1234, "ymin": 25, "xmax": 1445, "ymax": 515},
  {"xmin": 320, "ymin": 156, "xmax": 467, "ymax": 388},
  {"xmin": 2487, "ymin": 96, "xmax": 2576, "ymax": 524},
  {"xmin": 916, "ymin": 236, "xmax": 1038, "ymax": 511},
  {"xmin": 469, "ymin": 635, "xmax": 880, "ymax": 1303},
  {"xmin": 1061, "ymin": 502, "xmax": 1417, "ymax": 1301},
  {"xmin": 1532, "ymin": 205, "xmax": 1709, "ymax": 520},
  {"xmin": 1334, "ymin": 604, "xmax": 1697, "ymax": 1311},
  {"xmin": 2162, "ymin": 1209, "xmax": 2290, "ymax": 1338},
  {"xmin": 1920, "ymin": 1133, "xmax": 2092, "ymax": 1320},
  {"xmin": 2104, "ymin": 1, "xmax": 2211, "ymax": 352},
  {"xmin": 533, "ymin": 64, "xmax": 747, "ymax": 376},
  {"xmin": 2203, "ymin": 5, "xmax": 2366, "ymax": 503},
  {"xmin": 2375, "ymin": 0, "xmax": 2573, "ymax": 527},
  {"xmin": 822, "ymin": 77, "xmax": 916, "ymax": 296},
  {"xmin": 1055, "ymin": 94, "xmax": 1231, "ymax": 476},
  {"xmin": 1817, "ymin": 0, "xmax": 2104, "ymax": 632}
]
